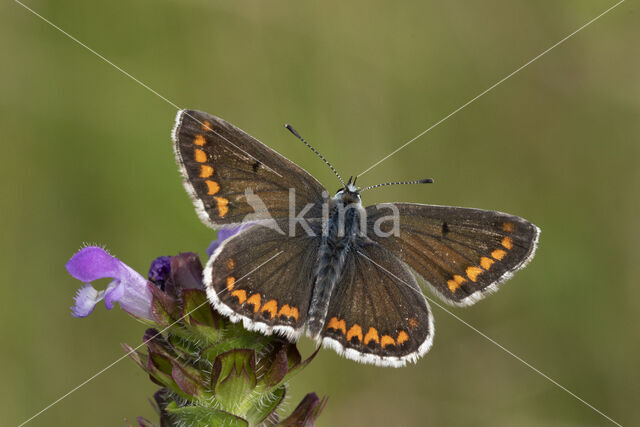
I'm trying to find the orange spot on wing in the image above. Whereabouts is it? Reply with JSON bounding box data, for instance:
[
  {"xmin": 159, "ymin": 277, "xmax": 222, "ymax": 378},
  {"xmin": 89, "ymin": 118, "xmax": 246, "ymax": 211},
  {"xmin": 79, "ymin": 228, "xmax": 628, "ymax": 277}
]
[
  {"xmin": 261, "ymin": 300, "xmax": 278, "ymax": 318},
  {"xmin": 480, "ymin": 256, "xmax": 495, "ymax": 270},
  {"xmin": 247, "ymin": 294, "xmax": 261, "ymax": 312},
  {"xmin": 194, "ymin": 135, "xmax": 206, "ymax": 146},
  {"xmin": 214, "ymin": 197, "xmax": 229, "ymax": 217},
  {"xmin": 454, "ymin": 274, "xmax": 466, "ymax": 284},
  {"xmin": 226, "ymin": 277, "xmax": 235, "ymax": 291},
  {"xmin": 205, "ymin": 180, "xmax": 220, "ymax": 195},
  {"xmin": 327, "ymin": 317, "xmax": 347, "ymax": 335},
  {"xmin": 194, "ymin": 148, "xmax": 207, "ymax": 163},
  {"xmin": 364, "ymin": 327, "xmax": 379, "ymax": 345},
  {"xmin": 231, "ymin": 289, "xmax": 246, "ymax": 304},
  {"xmin": 380, "ymin": 335, "xmax": 395, "ymax": 348},
  {"xmin": 201, "ymin": 120, "xmax": 212, "ymax": 131},
  {"xmin": 502, "ymin": 236, "xmax": 513, "ymax": 250},
  {"xmin": 466, "ymin": 266, "xmax": 484, "ymax": 282},
  {"xmin": 502, "ymin": 222, "xmax": 515, "ymax": 232},
  {"xmin": 278, "ymin": 304, "xmax": 299, "ymax": 322},
  {"xmin": 226, "ymin": 259, "xmax": 235, "ymax": 270},
  {"xmin": 278, "ymin": 304, "xmax": 291, "ymax": 318},
  {"xmin": 408, "ymin": 318, "xmax": 419, "ymax": 329},
  {"xmin": 397, "ymin": 331, "xmax": 409, "ymax": 345},
  {"xmin": 491, "ymin": 249, "xmax": 507, "ymax": 260},
  {"xmin": 447, "ymin": 280, "xmax": 458, "ymax": 292},
  {"xmin": 447, "ymin": 274, "xmax": 467, "ymax": 292},
  {"xmin": 346, "ymin": 324, "xmax": 363, "ymax": 342},
  {"xmin": 199, "ymin": 164, "xmax": 214, "ymax": 178}
]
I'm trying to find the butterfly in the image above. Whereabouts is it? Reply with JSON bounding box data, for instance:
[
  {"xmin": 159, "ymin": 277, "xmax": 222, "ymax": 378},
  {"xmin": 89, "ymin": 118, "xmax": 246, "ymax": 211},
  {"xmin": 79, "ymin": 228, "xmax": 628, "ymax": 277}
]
[{"xmin": 172, "ymin": 109, "xmax": 540, "ymax": 367}]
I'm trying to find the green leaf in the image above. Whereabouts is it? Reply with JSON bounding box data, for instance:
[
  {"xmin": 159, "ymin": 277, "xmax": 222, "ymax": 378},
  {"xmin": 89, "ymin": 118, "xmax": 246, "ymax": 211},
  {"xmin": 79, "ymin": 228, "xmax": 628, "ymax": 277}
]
[
  {"xmin": 144, "ymin": 329, "xmax": 176, "ymax": 359},
  {"xmin": 170, "ymin": 360, "xmax": 210, "ymax": 399},
  {"xmin": 164, "ymin": 402, "xmax": 248, "ymax": 427},
  {"xmin": 148, "ymin": 282, "xmax": 179, "ymax": 325},
  {"xmin": 149, "ymin": 352, "xmax": 173, "ymax": 377},
  {"xmin": 245, "ymin": 385, "xmax": 286, "ymax": 425},
  {"xmin": 166, "ymin": 332, "xmax": 202, "ymax": 358},
  {"xmin": 182, "ymin": 290, "xmax": 215, "ymax": 326},
  {"xmin": 211, "ymin": 349, "xmax": 257, "ymax": 409},
  {"xmin": 145, "ymin": 354, "xmax": 191, "ymax": 401},
  {"xmin": 150, "ymin": 295, "xmax": 174, "ymax": 327},
  {"xmin": 181, "ymin": 289, "xmax": 224, "ymax": 343},
  {"xmin": 200, "ymin": 330, "xmax": 271, "ymax": 362}
]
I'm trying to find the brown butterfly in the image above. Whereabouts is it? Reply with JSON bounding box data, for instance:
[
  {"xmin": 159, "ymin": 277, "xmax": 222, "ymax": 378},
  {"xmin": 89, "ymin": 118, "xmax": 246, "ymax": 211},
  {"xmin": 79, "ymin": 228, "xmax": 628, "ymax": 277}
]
[{"xmin": 172, "ymin": 109, "xmax": 540, "ymax": 367}]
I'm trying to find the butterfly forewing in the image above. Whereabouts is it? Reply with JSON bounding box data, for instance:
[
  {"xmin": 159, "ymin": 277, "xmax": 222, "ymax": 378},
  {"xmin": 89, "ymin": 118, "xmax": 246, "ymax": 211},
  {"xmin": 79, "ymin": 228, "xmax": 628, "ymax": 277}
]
[
  {"xmin": 366, "ymin": 203, "xmax": 540, "ymax": 306},
  {"xmin": 320, "ymin": 239, "xmax": 433, "ymax": 367},
  {"xmin": 172, "ymin": 110, "xmax": 326, "ymax": 228},
  {"xmin": 204, "ymin": 221, "xmax": 323, "ymax": 340}
]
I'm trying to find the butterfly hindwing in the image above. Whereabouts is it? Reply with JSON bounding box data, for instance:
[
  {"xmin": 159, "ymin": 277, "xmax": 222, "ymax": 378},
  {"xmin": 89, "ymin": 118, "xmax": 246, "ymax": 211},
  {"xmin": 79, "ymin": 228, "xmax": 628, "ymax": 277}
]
[
  {"xmin": 320, "ymin": 238, "xmax": 434, "ymax": 367},
  {"xmin": 366, "ymin": 203, "xmax": 540, "ymax": 306},
  {"xmin": 172, "ymin": 110, "xmax": 326, "ymax": 228},
  {"xmin": 204, "ymin": 221, "xmax": 323, "ymax": 340}
]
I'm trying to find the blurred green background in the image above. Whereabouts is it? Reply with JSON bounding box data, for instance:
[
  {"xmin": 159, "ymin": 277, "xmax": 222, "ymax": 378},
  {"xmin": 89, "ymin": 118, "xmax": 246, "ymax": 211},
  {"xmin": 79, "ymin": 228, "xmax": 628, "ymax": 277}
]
[{"xmin": 2, "ymin": 0, "xmax": 638, "ymax": 425}]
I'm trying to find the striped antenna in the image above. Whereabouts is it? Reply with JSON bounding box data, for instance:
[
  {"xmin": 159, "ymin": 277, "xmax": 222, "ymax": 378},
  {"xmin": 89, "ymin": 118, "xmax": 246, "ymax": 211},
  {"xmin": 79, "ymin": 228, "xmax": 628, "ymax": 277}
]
[
  {"xmin": 358, "ymin": 178, "xmax": 434, "ymax": 193},
  {"xmin": 285, "ymin": 124, "xmax": 345, "ymax": 187}
]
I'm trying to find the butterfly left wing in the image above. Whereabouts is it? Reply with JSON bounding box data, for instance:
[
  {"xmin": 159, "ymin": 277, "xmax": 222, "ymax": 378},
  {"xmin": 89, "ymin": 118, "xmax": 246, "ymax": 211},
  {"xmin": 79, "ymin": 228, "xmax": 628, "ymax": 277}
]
[
  {"xmin": 319, "ymin": 239, "xmax": 434, "ymax": 367},
  {"xmin": 366, "ymin": 203, "xmax": 540, "ymax": 307},
  {"xmin": 205, "ymin": 221, "xmax": 323, "ymax": 340},
  {"xmin": 172, "ymin": 110, "xmax": 326, "ymax": 228}
]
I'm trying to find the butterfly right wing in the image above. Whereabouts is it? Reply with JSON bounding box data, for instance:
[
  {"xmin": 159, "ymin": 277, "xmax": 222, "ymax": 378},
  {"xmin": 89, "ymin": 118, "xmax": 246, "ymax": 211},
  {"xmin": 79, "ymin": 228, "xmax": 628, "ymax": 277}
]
[
  {"xmin": 204, "ymin": 221, "xmax": 323, "ymax": 341},
  {"xmin": 366, "ymin": 203, "xmax": 540, "ymax": 307},
  {"xmin": 319, "ymin": 239, "xmax": 434, "ymax": 367},
  {"xmin": 172, "ymin": 110, "xmax": 326, "ymax": 228}
]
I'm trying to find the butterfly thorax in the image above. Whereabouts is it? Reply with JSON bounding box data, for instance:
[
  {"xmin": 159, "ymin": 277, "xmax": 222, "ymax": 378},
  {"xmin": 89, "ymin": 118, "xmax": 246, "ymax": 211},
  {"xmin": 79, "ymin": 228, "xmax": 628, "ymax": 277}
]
[{"xmin": 307, "ymin": 188, "xmax": 363, "ymax": 338}]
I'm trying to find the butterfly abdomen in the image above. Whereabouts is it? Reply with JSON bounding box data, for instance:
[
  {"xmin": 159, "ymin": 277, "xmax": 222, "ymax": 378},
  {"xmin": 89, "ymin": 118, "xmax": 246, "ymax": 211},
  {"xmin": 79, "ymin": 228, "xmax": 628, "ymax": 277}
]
[{"xmin": 307, "ymin": 203, "xmax": 362, "ymax": 338}]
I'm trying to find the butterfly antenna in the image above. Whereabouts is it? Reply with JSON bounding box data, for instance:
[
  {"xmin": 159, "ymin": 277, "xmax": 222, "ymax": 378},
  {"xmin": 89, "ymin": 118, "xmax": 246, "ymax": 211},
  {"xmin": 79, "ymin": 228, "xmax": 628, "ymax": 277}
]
[
  {"xmin": 358, "ymin": 178, "xmax": 434, "ymax": 193},
  {"xmin": 285, "ymin": 124, "xmax": 346, "ymax": 187}
]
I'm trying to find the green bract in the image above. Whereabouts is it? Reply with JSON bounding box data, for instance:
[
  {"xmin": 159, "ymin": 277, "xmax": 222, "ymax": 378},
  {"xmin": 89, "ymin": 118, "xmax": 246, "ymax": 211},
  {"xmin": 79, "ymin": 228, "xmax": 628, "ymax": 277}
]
[{"xmin": 126, "ymin": 252, "xmax": 326, "ymax": 426}]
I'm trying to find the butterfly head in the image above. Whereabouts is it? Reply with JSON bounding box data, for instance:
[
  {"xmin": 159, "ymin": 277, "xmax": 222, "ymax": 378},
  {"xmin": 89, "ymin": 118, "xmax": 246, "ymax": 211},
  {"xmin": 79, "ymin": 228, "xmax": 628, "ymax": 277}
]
[{"xmin": 334, "ymin": 176, "xmax": 361, "ymax": 205}]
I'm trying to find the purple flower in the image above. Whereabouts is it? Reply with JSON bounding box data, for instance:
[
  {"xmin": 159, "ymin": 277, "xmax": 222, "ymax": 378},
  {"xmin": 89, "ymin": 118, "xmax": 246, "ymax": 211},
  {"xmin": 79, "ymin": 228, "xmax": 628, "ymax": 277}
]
[
  {"xmin": 148, "ymin": 256, "xmax": 171, "ymax": 291},
  {"xmin": 206, "ymin": 224, "xmax": 252, "ymax": 256},
  {"xmin": 66, "ymin": 246, "xmax": 153, "ymax": 320}
]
